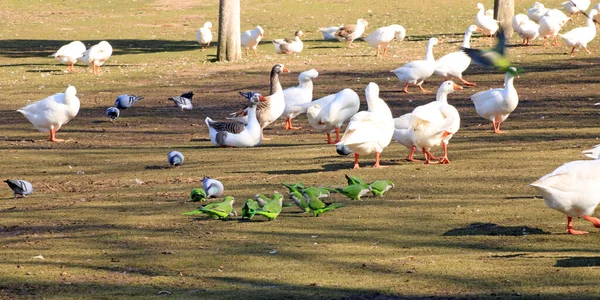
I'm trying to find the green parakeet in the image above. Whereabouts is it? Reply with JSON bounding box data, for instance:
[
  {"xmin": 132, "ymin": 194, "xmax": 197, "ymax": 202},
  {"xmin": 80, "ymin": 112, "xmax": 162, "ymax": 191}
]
[
  {"xmin": 289, "ymin": 189, "xmax": 310, "ymax": 213},
  {"xmin": 190, "ymin": 188, "xmax": 207, "ymax": 202},
  {"xmin": 336, "ymin": 183, "xmax": 371, "ymax": 201},
  {"xmin": 369, "ymin": 180, "xmax": 394, "ymax": 197},
  {"xmin": 303, "ymin": 189, "xmax": 346, "ymax": 217},
  {"xmin": 281, "ymin": 182, "xmax": 305, "ymax": 193},
  {"xmin": 241, "ymin": 198, "xmax": 260, "ymax": 220},
  {"xmin": 252, "ymin": 195, "xmax": 283, "ymax": 221},
  {"xmin": 345, "ymin": 174, "xmax": 366, "ymax": 186},
  {"xmin": 183, "ymin": 196, "xmax": 235, "ymax": 220},
  {"xmin": 301, "ymin": 186, "xmax": 336, "ymax": 199}
]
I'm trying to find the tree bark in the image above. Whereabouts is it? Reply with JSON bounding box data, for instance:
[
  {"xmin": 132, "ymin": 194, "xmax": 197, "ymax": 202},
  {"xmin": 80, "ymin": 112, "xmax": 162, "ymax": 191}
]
[
  {"xmin": 217, "ymin": 0, "xmax": 241, "ymax": 62},
  {"xmin": 494, "ymin": 0, "xmax": 514, "ymax": 38}
]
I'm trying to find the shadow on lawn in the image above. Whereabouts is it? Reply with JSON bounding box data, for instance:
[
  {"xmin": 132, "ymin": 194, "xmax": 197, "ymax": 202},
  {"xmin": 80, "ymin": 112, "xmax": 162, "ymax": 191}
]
[
  {"xmin": 443, "ymin": 222, "xmax": 549, "ymax": 236},
  {"xmin": 556, "ymin": 257, "xmax": 600, "ymax": 268}
]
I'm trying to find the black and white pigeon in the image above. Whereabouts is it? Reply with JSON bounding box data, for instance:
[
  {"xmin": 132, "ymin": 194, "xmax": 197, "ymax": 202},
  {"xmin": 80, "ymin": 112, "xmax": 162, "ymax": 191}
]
[
  {"xmin": 4, "ymin": 179, "xmax": 33, "ymax": 199},
  {"xmin": 114, "ymin": 94, "xmax": 144, "ymax": 110},
  {"xmin": 169, "ymin": 91, "xmax": 194, "ymax": 111}
]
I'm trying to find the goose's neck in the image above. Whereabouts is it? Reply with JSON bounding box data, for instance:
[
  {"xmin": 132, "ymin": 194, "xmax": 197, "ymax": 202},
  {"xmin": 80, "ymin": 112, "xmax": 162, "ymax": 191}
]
[
  {"xmin": 587, "ymin": 15, "xmax": 596, "ymax": 28},
  {"xmin": 462, "ymin": 30, "xmax": 474, "ymax": 48},
  {"xmin": 505, "ymin": 75, "xmax": 515, "ymax": 90},
  {"xmin": 299, "ymin": 79, "xmax": 313, "ymax": 90},
  {"xmin": 247, "ymin": 104, "xmax": 260, "ymax": 130},
  {"xmin": 424, "ymin": 42, "xmax": 435, "ymax": 61},
  {"xmin": 270, "ymin": 70, "xmax": 282, "ymax": 95},
  {"xmin": 436, "ymin": 90, "xmax": 449, "ymax": 104}
]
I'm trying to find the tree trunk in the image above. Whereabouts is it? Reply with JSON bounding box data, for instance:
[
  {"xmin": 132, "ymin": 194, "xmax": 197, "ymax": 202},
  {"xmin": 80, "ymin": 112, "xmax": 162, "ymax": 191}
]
[
  {"xmin": 494, "ymin": 0, "xmax": 514, "ymax": 38},
  {"xmin": 217, "ymin": 0, "xmax": 241, "ymax": 62}
]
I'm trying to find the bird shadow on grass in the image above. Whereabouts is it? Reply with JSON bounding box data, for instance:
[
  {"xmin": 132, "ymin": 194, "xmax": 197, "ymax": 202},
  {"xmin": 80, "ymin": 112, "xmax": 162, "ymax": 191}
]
[
  {"xmin": 443, "ymin": 222, "xmax": 549, "ymax": 236},
  {"xmin": 555, "ymin": 257, "xmax": 600, "ymax": 268},
  {"xmin": 145, "ymin": 165, "xmax": 170, "ymax": 170}
]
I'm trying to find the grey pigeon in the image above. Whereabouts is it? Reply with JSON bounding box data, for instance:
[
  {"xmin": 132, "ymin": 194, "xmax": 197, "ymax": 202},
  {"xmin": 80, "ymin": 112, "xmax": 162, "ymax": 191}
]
[
  {"xmin": 169, "ymin": 91, "xmax": 194, "ymax": 111},
  {"xmin": 4, "ymin": 179, "xmax": 33, "ymax": 198},
  {"xmin": 106, "ymin": 107, "xmax": 120, "ymax": 122},
  {"xmin": 114, "ymin": 94, "xmax": 144, "ymax": 110},
  {"xmin": 202, "ymin": 176, "xmax": 224, "ymax": 198},
  {"xmin": 168, "ymin": 151, "xmax": 184, "ymax": 166}
]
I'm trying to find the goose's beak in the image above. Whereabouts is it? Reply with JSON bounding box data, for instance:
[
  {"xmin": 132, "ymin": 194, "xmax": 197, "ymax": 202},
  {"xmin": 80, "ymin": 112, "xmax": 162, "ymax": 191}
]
[
  {"xmin": 453, "ymin": 83, "xmax": 463, "ymax": 91},
  {"xmin": 283, "ymin": 67, "xmax": 290, "ymax": 73}
]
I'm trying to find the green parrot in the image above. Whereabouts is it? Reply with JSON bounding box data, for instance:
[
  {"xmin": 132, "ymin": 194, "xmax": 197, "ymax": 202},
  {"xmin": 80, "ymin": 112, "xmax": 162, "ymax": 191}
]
[
  {"xmin": 190, "ymin": 188, "xmax": 207, "ymax": 202},
  {"xmin": 241, "ymin": 198, "xmax": 261, "ymax": 220},
  {"xmin": 252, "ymin": 195, "xmax": 283, "ymax": 221},
  {"xmin": 254, "ymin": 193, "xmax": 270, "ymax": 207},
  {"xmin": 183, "ymin": 196, "xmax": 235, "ymax": 220},
  {"xmin": 289, "ymin": 189, "xmax": 310, "ymax": 213},
  {"xmin": 345, "ymin": 174, "xmax": 366, "ymax": 186},
  {"xmin": 281, "ymin": 182, "xmax": 305, "ymax": 193},
  {"xmin": 301, "ymin": 186, "xmax": 337, "ymax": 199},
  {"xmin": 303, "ymin": 189, "xmax": 346, "ymax": 217},
  {"xmin": 369, "ymin": 180, "xmax": 395, "ymax": 197},
  {"xmin": 336, "ymin": 183, "xmax": 371, "ymax": 201},
  {"xmin": 461, "ymin": 29, "xmax": 521, "ymax": 74}
]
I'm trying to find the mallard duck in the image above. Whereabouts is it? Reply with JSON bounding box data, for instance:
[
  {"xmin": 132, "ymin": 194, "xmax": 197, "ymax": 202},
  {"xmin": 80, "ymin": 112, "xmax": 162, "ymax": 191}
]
[
  {"xmin": 513, "ymin": 14, "xmax": 540, "ymax": 45},
  {"xmin": 229, "ymin": 64, "xmax": 289, "ymax": 139},
  {"xmin": 391, "ymin": 37, "xmax": 438, "ymax": 93},
  {"xmin": 306, "ymin": 89, "xmax": 360, "ymax": 144},
  {"xmin": 410, "ymin": 81, "xmax": 462, "ymax": 164},
  {"xmin": 363, "ymin": 24, "xmax": 406, "ymax": 57},
  {"xmin": 434, "ymin": 25, "xmax": 478, "ymax": 87},
  {"xmin": 206, "ymin": 92, "xmax": 265, "ymax": 147},
  {"xmin": 196, "ymin": 21, "xmax": 213, "ymax": 51},
  {"xmin": 49, "ymin": 41, "xmax": 86, "ymax": 72},
  {"xmin": 539, "ymin": 9, "xmax": 570, "ymax": 46},
  {"xmin": 273, "ymin": 30, "xmax": 304, "ymax": 54},
  {"xmin": 241, "ymin": 25, "xmax": 264, "ymax": 56},
  {"xmin": 282, "ymin": 69, "xmax": 319, "ymax": 130},
  {"xmin": 559, "ymin": 9, "xmax": 597, "ymax": 55},
  {"xmin": 319, "ymin": 25, "xmax": 343, "ymax": 40},
  {"xmin": 475, "ymin": 3, "xmax": 499, "ymax": 37},
  {"xmin": 528, "ymin": 2, "xmax": 550, "ymax": 22},
  {"xmin": 17, "ymin": 86, "xmax": 80, "ymax": 142},
  {"xmin": 336, "ymin": 83, "xmax": 394, "ymax": 169},
  {"xmin": 78, "ymin": 41, "xmax": 113, "ymax": 74},
  {"xmin": 335, "ymin": 18, "xmax": 369, "ymax": 48},
  {"xmin": 530, "ymin": 158, "xmax": 600, "ymax": 234},
  {"xmin": 470, "ymin": 67, "xmax": 519, "ymax": 134},
  {"xmin": 562, "ymin": 0, "xmax": 590, "ymax": 19}
]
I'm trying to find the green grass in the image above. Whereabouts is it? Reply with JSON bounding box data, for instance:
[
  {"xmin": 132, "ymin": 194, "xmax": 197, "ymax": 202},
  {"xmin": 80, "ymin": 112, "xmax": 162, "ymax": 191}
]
[{"xmin": 2, "ymin": 0, "xmax": 600, "ymax": 299}]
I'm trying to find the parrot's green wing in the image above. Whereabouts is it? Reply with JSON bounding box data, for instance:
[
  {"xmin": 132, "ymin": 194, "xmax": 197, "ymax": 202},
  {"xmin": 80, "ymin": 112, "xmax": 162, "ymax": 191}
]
[
  {"xmin": 281, "ymin": 182, "xmax": 305, "ymax": 193},
  {"xmin": 190, "ymin": 188, "xmax": 207, "ymax": 202},
  {"xmin": 369, "ymin": 180, "xmax": 395, "ymax": 197},
  {"xmin": 289, "ymin": 190, "xmax": 310, "ymax": 212},
  {"xmin": 303, "ymin": 187, "xmax": 333, "ymax": 198},
  {"xmin": 337, "ymin": 183, "xmax": 371, "ymax": 201},
  {"xmin": 312, "ymin": 202, "xmax": 346, "ymax": 217},
  {"xmin": 304, "ymin": 189, "xmax": 327, "ymax": 210},
  {"xmin": 345, "ymin": 174, "xmax": 366, "ymax": 186},
  {"xmin": 185, "ymin": 196, "xmax": 234, "ymax": 220},
  {"xmin": 241, "ymin": 198, "xmax": 260, "ymax": 219}
]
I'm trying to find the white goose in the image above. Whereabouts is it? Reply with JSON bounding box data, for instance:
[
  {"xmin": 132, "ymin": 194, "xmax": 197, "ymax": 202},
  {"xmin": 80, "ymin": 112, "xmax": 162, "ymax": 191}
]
[
  {"xmin": 434, "ymin": 25, "xmax": 478, "ymax": 87},
  {"xmin": 528, "ymin": 2, "xmax": 550, "ymax": 22},
  {"xmin": 410, "ymin": 81, "xmax": 462, "ymax": 164},
  {"xmin": 49, "ymin": 41, "xmax": 86, "ymax": 72},
  {"xmin": 273, "ymin": 30, "xmax": 304, "ymax": 54},
  {"xmin": 336, "ymin": 83, "xmax": 394, "ymax": 169},
  {"xmin": 196, "ymin": 21, "xmax": 213, "ymax": 51},
  {"xmin": 471, "ymin": 67, "xmax": 519, "ymax": 134},
  {"xmin": 539, "ymin": 9, "xmax": 570, "ymax": 46},
  {"xmin": 17, "ymin": 86, "xmax": 80, "ymax": 142},
  {"xmin": 530, "ymin": 157, "xmax": 600, "ymax": 235},
  {"xmin": 559, "ymin": 9, "xmax": 597, "ymax": 55},
  {"xmin": 391, "ymin": 37, "xmax": 438, "ymax": 93},
  {"xmin": 562, "ymin": 0, "xmax": 590, "ymax": 19},
  {"xmin": 393, "ymin": 113, "xmax": 419, "ymax": 161},
  {"xmin": 78, "ymin": 41, "xmax": 113, "ymax": 74},
  {"xmin": 241, "ymin": 26, "xmax": 264, "ymax": 56},
  {"xmin": 335, "ymin": 18, "xmax": 369, "ymax": 48},
  {"xmin": 282, "ymin": 69, "xmax": 319, "ymax": 130},
  {"xmin": 319, "ymin": 25, "xmax": 342, "ymax": 40},
  {"xmin": 306, "ymin": 89, "xmax": 360, "ymax": 144},
  {"xmin": 475, "ymin": 3, "xmax": 499, "ymax": 37},
  {"xmin": 512, "ymin": 14, "xmax": 540, "ymax": 45},
  {"xmin": 363, "ymin": 24, "xmax": 406, "ymax": 57},
  {"xmin": 581, "ymin": 144, "xmax": 600, "ymax": 159},
  {"xmin": 205, "ymin": 92, "xmax": 265, "ymax": 147}
]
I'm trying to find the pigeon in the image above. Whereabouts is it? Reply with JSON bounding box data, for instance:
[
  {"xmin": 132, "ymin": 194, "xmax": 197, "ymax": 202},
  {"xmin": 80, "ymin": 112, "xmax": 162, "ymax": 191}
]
[
  {"xmin": 336, "ymin": 183, "xmax": 371, "ymax": 201},
  {"xmin": 183, "ymin": 196, "xmax": 235, "ymax": 220},
  {"xmin": 4, "ymin": 179, "xmax": 33, "ymax": 199},
  {"xmin": 241, "ymin": 198, "xmax": 261, "ymax": 220},
  {"xmin": 303, "ymin": 188, "xmax": 346, "ymax": 217},
  {"xmin": 169, "ymin": 91, "xmax": 194, "ymax": 111},
  {"xmin": 190, "ymin": 188, "xmax": 207, "ymax": 202},
  {"xmin": 114, "ymin": 94, "xmax": 144, "ymax": 110},
  {"xmin": 168, "ymin": 151, "xmax": 184, "ymax": 167},
  {"xmin": 345, "ymin": 174, "xmax": 366, "ymax": 186},
  {"xmin": 202, "ymin": 176, "xmax": 224, "ymax": 198},
  {"xmin": 369, "ymin": 180, "xmax": 394, "ymax": 197},
  {"xmin": 252, "ymin": 195, "xmax": 283, "ymax": 221},
  {"xmin": 106, "ymin": 107, "xmax": 120, "ymax": 122}
]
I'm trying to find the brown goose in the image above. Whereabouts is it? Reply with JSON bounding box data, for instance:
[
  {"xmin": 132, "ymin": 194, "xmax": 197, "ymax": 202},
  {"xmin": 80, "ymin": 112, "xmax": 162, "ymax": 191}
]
[
  {"xmin": 273, "ymin": 31, "xmax": 304, "ymax": 54},
  {"xmin": 335, "ymin": 18, "xmax": 369, "ymax": 48}
]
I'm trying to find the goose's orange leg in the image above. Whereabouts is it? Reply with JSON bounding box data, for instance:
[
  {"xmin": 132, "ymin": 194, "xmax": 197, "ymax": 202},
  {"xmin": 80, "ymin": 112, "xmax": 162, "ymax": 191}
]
[
  {"xmin": 353, "ymin": 153, "xmax": 360, "ymax": 169},
  {"xmin": 49, "ymin": 129, "xmax": 64, "ymax": 142},
  {"xmin": 567, "ymin": 216, "xmax": 589, "ymax": 235}
]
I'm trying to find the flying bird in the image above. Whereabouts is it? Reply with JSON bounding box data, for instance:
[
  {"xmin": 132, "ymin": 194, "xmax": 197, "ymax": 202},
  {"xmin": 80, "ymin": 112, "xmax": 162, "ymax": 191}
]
[
  {"xmin": 169, "ymin": 91, "xmax": 194, "ymax": 111},
  {"xmin": 4, "ymin": 179, "xmax": 33, "ymax": 199},
  {"xmin": 461, "ymin": 29, "xmax": 514, "ymax": 73}
]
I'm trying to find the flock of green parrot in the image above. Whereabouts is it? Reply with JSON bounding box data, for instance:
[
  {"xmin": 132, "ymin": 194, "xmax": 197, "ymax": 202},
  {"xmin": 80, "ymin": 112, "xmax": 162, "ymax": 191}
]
[{"xmin": 183, "ymin": 175, "xmax": 395, "ymax": 221}]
